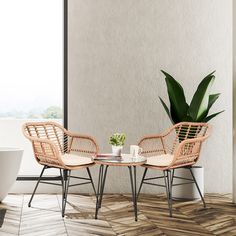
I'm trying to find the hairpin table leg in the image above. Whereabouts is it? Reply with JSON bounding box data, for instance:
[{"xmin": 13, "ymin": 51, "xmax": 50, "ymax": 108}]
[
  {"xmin": 128, "ymin": 166, "xmax": 138, "ymax": 221},
  {"xmin": 95, "ymin": 165, "xmax": 108, "ymax": 219}
]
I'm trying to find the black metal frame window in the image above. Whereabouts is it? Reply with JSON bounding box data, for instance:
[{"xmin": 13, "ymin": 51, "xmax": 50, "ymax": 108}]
[
  {"xmin": 64, "ymin": 0, "xmax": 68, "ymax": 130},
  {"xmin": 17, "ymin": 0, "xmax": 68, "ymax": 181}
]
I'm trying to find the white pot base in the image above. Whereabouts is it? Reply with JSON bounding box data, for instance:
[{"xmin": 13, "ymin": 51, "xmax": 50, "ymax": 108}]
[
  {"xmin": 112, "ymin": 146, "xmax": 123, "ymax": 156},
  {"xmin": 172, "ymin": 166, "xmax": 204, "ymax": 200}
]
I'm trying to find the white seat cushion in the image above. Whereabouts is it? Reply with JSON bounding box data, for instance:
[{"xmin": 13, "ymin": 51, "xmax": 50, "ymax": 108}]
[
  {"xmin": 61, "ymin": 153, "xmax": 93, "ymax": 166},
  {"xmin": 146, "ymin": 154, "xmax": 174, "ymax": 167}
]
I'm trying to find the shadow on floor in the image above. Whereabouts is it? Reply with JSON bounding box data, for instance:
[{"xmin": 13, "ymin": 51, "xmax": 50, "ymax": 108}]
[{"xmin": 0, "ymin": 209, "xmax": 6, "ymax": 228}]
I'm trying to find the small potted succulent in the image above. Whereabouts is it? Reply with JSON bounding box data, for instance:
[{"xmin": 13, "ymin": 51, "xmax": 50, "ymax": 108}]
[{"xmin": 109, "ymin": 133, "xmax": 126, "ymax": 156}]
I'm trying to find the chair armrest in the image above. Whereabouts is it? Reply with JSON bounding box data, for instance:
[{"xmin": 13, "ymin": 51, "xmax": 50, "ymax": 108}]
[
  {"xmin": 171, "ymin": 136, "xmax": 209, "ymax": 167},
  {"xmin": 27, "ymin": 136, "xmax": 65, "ymax": 168},
  {"xmin": 138, "ymin": 135, "xmax": 166, "ymax": 157},
  {"xmin": 67, "ymin": 132, "xmax": 99, "ymax": 156}
]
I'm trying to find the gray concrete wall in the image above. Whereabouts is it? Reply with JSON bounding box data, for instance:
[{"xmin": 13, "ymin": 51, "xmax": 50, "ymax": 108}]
[
  {"xmin": 68, "ymin": 0, "xmax": 232, "ymax": 193},
  {"xmin": 233, "ymin": 0, "xmax": 236, "ymax": 202}
]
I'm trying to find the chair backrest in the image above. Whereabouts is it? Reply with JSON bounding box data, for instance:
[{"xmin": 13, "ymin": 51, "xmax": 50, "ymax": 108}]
[
  {"xmin": 166, "ymin": 122, "xmax": 211, "ymax": 167},
  {"xmin": 22, "ymin": 121, "xmax": 99, "ymax": 168},
  {"xmin": 22, "ymin": 122, "xmax": 70, "ymax": 168},
  {"xmin": 139, "ymin": 122, "xmax": 211, "ymax": 168},
  {"xmin": 163, "ymin": 122, "xmax": 210, "ymax": 154},
  {"xmin": 23, "ymin": 121, "xmax": 68, "ymax": 154}
]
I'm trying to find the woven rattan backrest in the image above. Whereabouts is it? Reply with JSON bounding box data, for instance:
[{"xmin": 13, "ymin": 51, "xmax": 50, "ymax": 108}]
[
  {"xmin": 167, "ymin": 122, "xmax": 211, "ymax": 167},
  {"xmin": 23, "ymin": 122, "xmax": 69, "ymax": 154},
  {"xmin": 164, "ymin": 122, "xmax": 209, "ymax": 155},
  {"xmin": 139, "ymin": 122, "xmax": 211, "ymax": 167},
  {"xmin": 23, "ymin": 121, "xmax": 99, "ymax": 167}
]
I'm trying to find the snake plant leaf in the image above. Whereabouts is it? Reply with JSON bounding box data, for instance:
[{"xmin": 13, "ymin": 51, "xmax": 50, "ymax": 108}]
[
  {"xmin": 170, "ymin": 104, "xmax": 182, "ymax": 123},
  {"xmin": 161, "ymin": 70, "xmax": 188, "ymax": 121},
  {"xmin": 205, "ymin": 70, "xmax": 216, "ymax": 77},
  {"xmin": 203, "ymin": 110, "xmax": 224, "ymax": 122},
  {"xmin": 159, "ymin": 97, "xmax": 174, "ymax": 124},
  {"xmin": 208, "ymin": 93, "xmax": 220, "ymax": 110},
  {"xmin": 183, "ymin": 115, "xmax": 193, "ymax": 122},
  {"xmin": 189, "ymin": 72, "xmax": 215, "ymax": 121}
]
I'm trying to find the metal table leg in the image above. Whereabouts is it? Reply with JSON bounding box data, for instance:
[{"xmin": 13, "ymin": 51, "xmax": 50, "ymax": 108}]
[
  {"xmin": 95, "ymin": 165, "xmax": 108, "ymax": 219},
  {"xmin": 128, "ymin": 166, "xmax": 138, "ymax": 221}
]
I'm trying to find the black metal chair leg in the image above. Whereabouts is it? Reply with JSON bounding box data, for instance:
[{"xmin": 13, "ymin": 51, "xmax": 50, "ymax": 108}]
[
  {"xmin": 171, "ymin": 169, "xmax": 175, "ymax": 185},
  {"xmin": 86, "ymin": 167, "xmax": 96, "ymax": 195},
  {"xmin": 62, "ymin": 170, "xmax": 71, "ymax": 217},
  {"xmin": 167, "ymin": 170, "xmax": 173, "ymax": 216},
  {"xmin": 163, "ymin": 171, "xmax": 169, "ymax": 203},
  {"xmin": 61, "ymin": 169, "xmax": 66, "ymax": 216},
  {"xmin": 189, "ymin": 167, "xmax": 206, "ymax": 208},
  {"xmin": 137, "ymin": 168, "xmax": 148, "ymax": 198},
  {"xmin": 28, "ymin": 166, "xmax": 46, "ymax": 207},
  {"xmin": 60, "ymin": 169, "xmax": 65, "ymax": 210},
  {"xmin": 163, "ymin": 170, "xmax": 172, "ymax": 217}
]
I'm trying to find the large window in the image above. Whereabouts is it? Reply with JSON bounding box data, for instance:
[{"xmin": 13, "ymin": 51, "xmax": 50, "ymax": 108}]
[{"xmin": 0, "ymin": 0, "xmax": 63, "ymax": 176}]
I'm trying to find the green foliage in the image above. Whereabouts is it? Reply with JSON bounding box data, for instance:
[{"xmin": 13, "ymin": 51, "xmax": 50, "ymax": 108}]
[
  {"xmin": 109, "ymin": 133, "xmax": 126, "ymax": 146},
  {"xmin": 159, "ymin": 70, "xmax": 224, "ymax": 124},
  {"xmin": 42, "ymin": 106, "xmax": 63, "ymax": 119}
]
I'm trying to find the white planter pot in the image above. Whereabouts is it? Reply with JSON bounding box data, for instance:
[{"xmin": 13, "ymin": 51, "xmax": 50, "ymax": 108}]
[
  {"xmin": 112, "ymin": 146, "xmax": 123, "ymax": 156},
  {"xmin": 0, "ymin": 147, "xmax": 23, "ymax": 202},
  {"xmin": 172, "ymin": 166, "xmax": 204, "ymax": 199}
]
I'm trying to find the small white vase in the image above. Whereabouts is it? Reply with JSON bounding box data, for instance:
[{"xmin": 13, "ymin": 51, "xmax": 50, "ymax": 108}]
[{"xmin": 112, "ymin": 146, "xmax": 123, "ymax": 156}]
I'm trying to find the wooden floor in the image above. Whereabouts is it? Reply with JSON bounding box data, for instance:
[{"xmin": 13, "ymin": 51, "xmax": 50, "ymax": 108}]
[{"xmin": 0, "ymin": 193, "xmax": 236, "ymax": 236}]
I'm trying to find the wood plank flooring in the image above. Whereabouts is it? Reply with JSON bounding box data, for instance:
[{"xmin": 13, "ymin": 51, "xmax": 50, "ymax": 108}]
[{"xmin": 0, "ymin": 194, "xmax": 236, "ymax": 235}]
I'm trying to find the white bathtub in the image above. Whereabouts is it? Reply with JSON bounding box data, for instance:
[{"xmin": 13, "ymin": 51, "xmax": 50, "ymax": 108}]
[{"xmin": 0, "ymin": 148, "xmax": 23, "ymax": 202}]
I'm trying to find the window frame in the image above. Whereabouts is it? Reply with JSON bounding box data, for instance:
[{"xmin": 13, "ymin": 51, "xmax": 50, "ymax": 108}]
[{"xmin": 17, "ymin": 0, "xmax": 68, "ymax": 181}]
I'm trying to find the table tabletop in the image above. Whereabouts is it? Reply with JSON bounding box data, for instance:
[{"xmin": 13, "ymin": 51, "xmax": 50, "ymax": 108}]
[{"xmin": 93, "ymin": 153, "xmax": 146, "ymax": 166}]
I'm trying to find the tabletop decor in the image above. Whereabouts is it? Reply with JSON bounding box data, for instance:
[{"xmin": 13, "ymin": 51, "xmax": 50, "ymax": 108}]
[{"xmin": 109, "ymin": 133, "xmax": 126, "ymax": 156}]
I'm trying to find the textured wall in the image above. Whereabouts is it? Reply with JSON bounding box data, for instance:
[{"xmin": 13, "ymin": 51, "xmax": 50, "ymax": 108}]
[
  {"xmin": 68, "ymin": 0, "xmax": 232, "ymax": 193},
  {"xmin": 233, "ymin": 0, "xmax": 236, "ymax": 202}
]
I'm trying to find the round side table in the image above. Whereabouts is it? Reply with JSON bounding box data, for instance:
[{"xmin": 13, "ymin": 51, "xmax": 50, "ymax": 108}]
[{"xmin": 94, "ymin": 154, "xmax": 146, "ymax": 221}]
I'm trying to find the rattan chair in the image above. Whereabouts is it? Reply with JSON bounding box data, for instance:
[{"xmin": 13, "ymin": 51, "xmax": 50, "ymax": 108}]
[
  {"xmin": 137, "ymin": 122, "xmax": 211, "ymax": 217},
  {"xmin": 22, "ymin": 121, "xmax": 99, "ymax": 217}
]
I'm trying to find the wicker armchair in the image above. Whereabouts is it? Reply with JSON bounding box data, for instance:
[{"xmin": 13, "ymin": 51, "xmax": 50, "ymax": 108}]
[
  {"xmin": 137, "ymin": 122, "xmax": 211, "ymax": 217},
  {"xmin": 22, "ymin": 121, "xmax": 99, "ymax": 217}
]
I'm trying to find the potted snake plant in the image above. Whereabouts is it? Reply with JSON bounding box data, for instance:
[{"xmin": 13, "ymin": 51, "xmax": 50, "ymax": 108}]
[{"xmin": 159, "ymin": 70, "xmax": 223, "ymax": 199}]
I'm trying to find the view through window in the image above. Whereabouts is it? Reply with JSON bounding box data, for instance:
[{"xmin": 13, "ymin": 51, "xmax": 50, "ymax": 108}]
[{"xmin": 0, "ymin": 0, "xmax": 63, "ymax": 176}]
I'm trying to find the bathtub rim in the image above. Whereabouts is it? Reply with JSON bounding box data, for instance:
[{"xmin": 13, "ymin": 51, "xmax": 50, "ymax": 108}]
[{"xmin": 0, "ymin": 147, "xmax": 24, "ymax": 153}]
